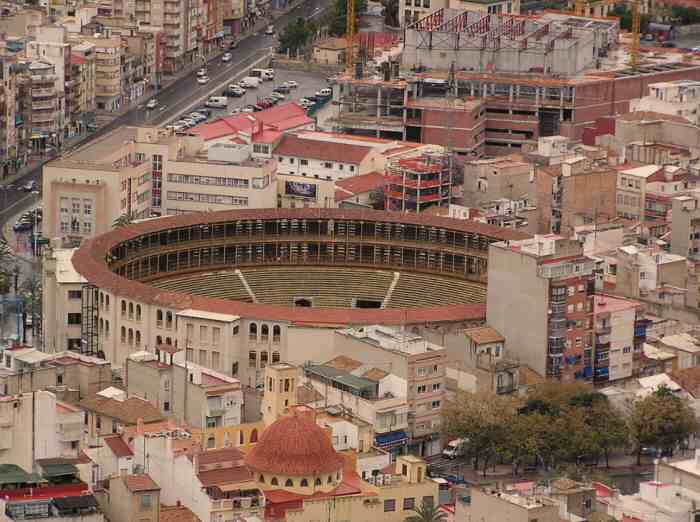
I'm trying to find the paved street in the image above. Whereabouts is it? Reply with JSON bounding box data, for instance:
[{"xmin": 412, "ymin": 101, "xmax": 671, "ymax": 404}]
[{"xmin": 0, "ymin": 0, "xmax": 329, "ymax": 234}]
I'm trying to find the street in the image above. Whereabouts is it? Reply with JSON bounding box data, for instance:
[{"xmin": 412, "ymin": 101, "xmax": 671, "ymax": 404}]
[{"xmin": 0, "ymin": 0, "xmax": 329, "ymax": 234}]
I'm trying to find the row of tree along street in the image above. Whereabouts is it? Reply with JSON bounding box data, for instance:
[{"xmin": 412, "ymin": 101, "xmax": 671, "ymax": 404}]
[{"xmin": 442, "ymin": 382, "xmax": 698, "ymax": 477}]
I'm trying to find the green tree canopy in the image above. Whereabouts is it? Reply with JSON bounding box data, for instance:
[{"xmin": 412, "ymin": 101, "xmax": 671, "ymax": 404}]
[
  {"xmin": 328, "ymin": 0, "xmax": 368, "ymax": 37},
  {"xmin": 278, "ymin": 17, "xmax": 316, "ymax": 55},
  {"xmin": 405, "ymin": 500, "xmax": 446, "ymax": 522}
]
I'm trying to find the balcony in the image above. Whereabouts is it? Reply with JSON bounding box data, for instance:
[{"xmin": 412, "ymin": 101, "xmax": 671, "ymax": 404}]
[
  {"xmin": 596, "ymin": 324, "xmax": 611, "ymax": 335},
  {"xmin": 32, "ymin": 100, "xmax": 56, "ymax": 110},
  {"xmin": 32, "ymin": 112, "xmax": 57, "ymax": 123},
  {"xmin": 31, "ymin": 88, "xmax": 55, "ymax": 97}
]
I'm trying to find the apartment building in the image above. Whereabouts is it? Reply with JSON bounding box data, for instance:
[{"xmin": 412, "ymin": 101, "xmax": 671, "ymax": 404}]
[
  {"xmin": 333, "ymin": 325, "xmax": 446, "ymax": 457},
  {"xmin": 400, "ymin": 0, "xmax": 521, "ymax": 26},
  {"xmin": 463, "ymin": 154, "xmax": 534, "ymax": 208},
  {"xmin": 536, "ymin": 157, "xmax": 618, "ymax": 236},
  {"xmin": 24, "ymin": 60, "xmax": 61, "ymax": 152},
  {"xmin": 302, "ymin": 355, "xmax": 411, "ymax": 458},
  {"xmin": 487, "ymin": 235, "xmax": 596, "ymax": 381},
  {"xmin": 0, "ymin": 47, "xmax": 22, "ymax": 178},
  {"xmin": 616, "ymin": 164, "xmax": 663, "ymax": 222},
  {"xmin": 631, "ymin": 80, "xmax": 700, "ymax": 125},
  {"xmin": 593, "ymin": 294, "xmax": 645, "ymax": 384},
  {"xmin": 68, "ymin": 48, "xmax": 97, "ymax": 136},
  {"xmin": 81, "ymin": 36, "xmax": 122, "ymax": 112},
  {"xmin": 126, "ymin": 349, "xmax": 243, "ymax": 431},
  {"xmin": 671, "ymin": 193, "xmax": 700, "ymax": 260},
  {"xmin": 613, "ymin": 244, "xmax": 687, "ymax": 300},
  {"xmin": 104, "ymin": 474, "xmax": 161, "ymax": 522},
  {"xmin": 26, "ymin": 25, "xmax": 71, "ymax": 140}
]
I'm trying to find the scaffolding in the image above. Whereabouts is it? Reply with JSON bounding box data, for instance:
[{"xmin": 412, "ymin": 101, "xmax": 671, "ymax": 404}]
[{"xmin": 385, "ymin": 152, "xmax": 453, "ymax": 213}]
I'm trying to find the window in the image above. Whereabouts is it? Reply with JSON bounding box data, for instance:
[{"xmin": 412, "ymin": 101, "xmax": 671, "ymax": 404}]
[
  {"xmin": 271, "ymin": 477, "xmax": 278, "ymax": 486},
  {"xmin": 164, "ymin": 401, "xmax": 170, "ymax": 411},
  {"xmin": 200, "ymin": 325, "xmax": 208, "ymax": 343},
  {"xmin": 261, "ymin": 324, "xmax": 269, "ymax": 342},
  {"xmin": 121, "ymin": 300, "xmax": 127, "ymax": 318},
  {"xmin": 272, "ymin": 351, "xmax": 280, "ymax": 363},
  {"xmin": 67, "ymin": 313, "xmax": 82, "ymax": 325},
  {"xmin": 417, "ymin": 385, "xmax": 427, "ymax": 394},
  {"xmin": 300, "ymin": 159, "xmax": 308, "ymax": 166},
  {"xmin": 323, "ymin": 162, "xmax": 332, "ymax": 169},
  {"xmin": 186, "ymin": 348, "xmax": 194, "ymax": 362},
  {"xmin": 249, "ymin": 351, "xmax": 257, "ymax": 368},
  {"xmin": 432, "ymin": 383, "xmax": 441, "ymax": 392},
  {"xmin": 67, "ymin": 290, "xmax": 82, "ymax": 300},
  {"xmin": 139, "ymin": 494, "xmax": 152, "ymax": 511},
  {"xmin": 199, "ymin": 350, "xmax": 207, "ymax": 366},
  {"xmin": 384, "ymin": 499, "xmax": 396, "ymax": 512},
  {"xmin": 212, "ymin": 327, "xmax": 220, "ymax": 346},
  {"xmin": 165, "ymin": 311, "xmax": 173, "ymax": 328},
  {"xmin": 135, "ymin": 305, "xmax": 141, "ymax": 321},
  {"xmin": 207, "ymin": 436, "xmax": 215, "ymax": 448},
  {"xmin": 300, "ymin": 479, "xmax": 309, "ymax": 487},
  {"xmin": 285, "ymin": 479, "xmax": 294, "ymax": 487},
  {"xmin": 403, "ymin": 498, "xmax": 415, "ymax": 510},
  {"xmin": 212, "ymin": 351, "xmax": 220, "ymax": 370},
  {"xmin": 249, "ymin": 323, "xmax": 258, "ymax": 341},
  {"xmin": 273, "ymin": 325, "xmax": 281, "ymax": 343},
  {"xmin": 431, "ymin": 400, "xmax": 441, "ymax": 409},
  {"xmin": 315, "ymin": 478, "xmax": 321, "ymax": 486}
]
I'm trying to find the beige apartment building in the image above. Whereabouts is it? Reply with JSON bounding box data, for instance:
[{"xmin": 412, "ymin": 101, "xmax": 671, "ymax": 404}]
[
  {"xmin": 616, "ymin": 164, "xmax": 662, "ymax": 222},
  {"xmin": 104, "ymin": 474, "xmax": 161, "ymax": 522},
  {"xmin": 42, "ymin": 127, "xmax": 278, "ymax": 241},
  {"xmin": 24, "ymin": 60, "xmax": 61, "ymax": 152},
  {"xmin": 69, "ymin": 42, "xmax": 97, "ymax": 135},
  {"xmin": 333, "ymin": 325, "xmax": 447, "ymax": 457},
  {"xmin": 81, "ymin": 35, "xmax": 122, "ymax": 112}
]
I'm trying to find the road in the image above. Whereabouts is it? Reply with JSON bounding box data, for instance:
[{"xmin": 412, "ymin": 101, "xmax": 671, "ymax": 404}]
[{"xmin": 0, "ymin": 0, "xmax": 328, "ymax": 232}]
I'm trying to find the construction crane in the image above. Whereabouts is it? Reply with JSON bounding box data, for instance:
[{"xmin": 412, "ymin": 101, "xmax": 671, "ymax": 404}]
[
  {"xmin": 573, "ymin": 0, "xmax": 640, "ymax": 68},
  {"xmin": 346, "ymin": 0, "xmax": 356, "ymax": 73}
]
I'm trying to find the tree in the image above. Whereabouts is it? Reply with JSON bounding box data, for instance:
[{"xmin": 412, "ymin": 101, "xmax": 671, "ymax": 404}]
[
  {"xmin": 628, "ymin": 385, "xmax": 698, "ymax": 464},
  {"xmin": 610, "ymin": 5, "xmax": 650, "ymax": 33},
  {"xmin": 112, "ymin": 212, "xmax": 134, "ymax": 228},
  {"xmin": 587, "ymin": 399, "xmax": 629, "ymax": 468},
  {"xmin": 442, "ymin": 391, "xmax": 518, "ymax": 476},
  {"xmin": 405, "ymin": 501, "xmax": 446, "ymax": 522},
  {"xmin": 278, "ymin": 17, "xmax": 316, "ymax": 56},
  {"xmin": 328, "ymin": 0, "xmax": 368, "ymax": 36}
]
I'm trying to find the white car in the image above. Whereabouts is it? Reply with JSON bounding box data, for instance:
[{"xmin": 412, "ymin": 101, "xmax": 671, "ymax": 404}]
[
  {"xmin": 265, "ymin": 24, "xmax": 275, "ymax": 35},
  {"xmin": 270, "ymin": 92, "xmax": 285, "ymax": 101},
  {"xmin": 222, "ymin": 52, "xmax": 232, "ymax": 63},
  {"xmin": 197, "ymin": 75, "xmax": 210, "ymax": 84},
  {"xmin": 230, "ymin": 107, "xmax": 241, "ymax": 114},
  {"xmin": 196, "ymin": 68, "xmax": 207, "ymax": 77},
  {"xmin": 146, "ymin": 99, "xmax": 158, "ymax": 109},
  {"xmin": 286, "ymin": 80, "xmax": 298, "ymax": 88}
]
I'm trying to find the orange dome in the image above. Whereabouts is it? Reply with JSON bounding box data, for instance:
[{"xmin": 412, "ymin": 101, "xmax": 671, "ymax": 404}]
[{"xmin": 245, "ymin": 414, "xmax": 344, "ymax": 476}]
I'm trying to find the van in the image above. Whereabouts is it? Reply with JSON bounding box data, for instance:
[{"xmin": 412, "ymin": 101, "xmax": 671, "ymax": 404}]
[
  {"xmin": 442, "ymin": 438, "xmax": 468, "ymax": 459},
  {"xmin": 250, "ymin": 68, "xmax": 273, "ymax": 81},
  {"xmin": 205, "ymin": 96, "xmax": 228, "ymax": 108},
  {"xmin": 240, "ymin": 76, "xmax": 261, "ymax": 88}
]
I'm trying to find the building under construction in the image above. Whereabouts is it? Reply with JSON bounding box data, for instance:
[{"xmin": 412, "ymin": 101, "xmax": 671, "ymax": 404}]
[
  {"xmin": 332, "ymin": 8, "xmax": 700, "ymax": 156},
  {"xmin": 385, "ymin": 153, "xmax": 453, "ymax": 212},
  {"xmin": 402, "ymin": 9, "xmax": 618, "ymax": 76}
]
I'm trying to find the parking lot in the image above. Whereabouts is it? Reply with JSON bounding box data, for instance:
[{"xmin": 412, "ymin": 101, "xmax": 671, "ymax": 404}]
[{"xmin": 171, "ymin": 68, "xmax": 330, "ymax": 127}]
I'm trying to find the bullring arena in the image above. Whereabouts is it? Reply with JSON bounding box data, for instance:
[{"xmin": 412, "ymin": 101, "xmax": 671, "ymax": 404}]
[{"xmin": 70, "ymin": 208, "xmax": 526, "ymax": 385}]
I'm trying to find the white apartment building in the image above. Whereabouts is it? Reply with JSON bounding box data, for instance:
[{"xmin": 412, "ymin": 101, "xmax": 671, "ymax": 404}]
[
  {"xmin": 631, "ymin": 80, "xmax": 700, "ymax": 125},
  {"xmin": 616, "ymin": 164, "xmax": 663, "ymax": 221},
  {"xmin": 42, "ymin": 248, "xmax": 87, "ymax": 353}
]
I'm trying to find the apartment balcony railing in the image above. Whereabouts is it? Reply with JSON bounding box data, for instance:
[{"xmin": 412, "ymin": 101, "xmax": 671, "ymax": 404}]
[
  {"xmin": 32, "ymin": 100, "xmax": 56, "ymax": 110},
  {"xmin": 31, "ymin": 88, "xmax": 55, "ymax": 97}
]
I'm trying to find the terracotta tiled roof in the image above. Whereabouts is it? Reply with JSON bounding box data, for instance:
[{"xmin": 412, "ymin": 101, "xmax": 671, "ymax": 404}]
[
  {"xmin": 71, "ymin": 208, "xmax": 515, "ymax": 325},
  {"xmin": 245, "ymin": 413, "xmax": 344, "ymax": 475},
  {"xmin": 196, "ymin": 447, "xmax": 245, "ymax": 467},
  {"xmin": 323, "ymin": 355, "xmax": 363, "ymax": 372},
  {"xmin": 160, "ymin": 505, "xmax": 202, "ymax": 522},
  {"xmin": 463, "ymin": 326, "xmax": 505, "ymax": 345},
  {"xmin": 123, "ymin": 474, "xmax": 160, "ymax": 492},
  {"xmin": 274, "ymin": 133, "xmax": 372, "ymax": 164},
  {"xmin": 197, "ymin": 467, "xmax": 252, "ymax": 486},
  {"xmin": 362, "ymin": 368, "xmax": 389, "ymax": 381},
  {"xmin": 297, "ymin": 384, "xmax": 323, "ymax": 404},
  {"xmin": 79, "ymin": 395, "xmax": 164, "ymax": 425},
  {"xmin": 102, "ymin": 435, "xmax": 134, "ymax": 458},
  {"xmin": 334, "ymin": 171, "xmax": 386, "ymax": 201}
]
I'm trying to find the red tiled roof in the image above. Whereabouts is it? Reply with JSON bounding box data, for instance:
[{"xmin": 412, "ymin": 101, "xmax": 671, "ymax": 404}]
[
  {"xmin": 274, "ymin": 133, "xmax": 372, "ymax": 164},
  {"xmin": 71, "ymin": 208, "xmax": 524, "ymax": 325},
  {"xmin": 197, "ymin": 467, "xmax": 252, "ymax": 486},
  {"xmin": 245, "ymin": 413, "xmax": 344, "ymax": 476},
  {"xmin": 160, "ymin": 505, "xmax": 202, "ymax": 522},
  {"xmin": 335, "ymin": 171, "xmax": 386, "ymax": 201},
  {"xmin": 196, "ymin": 447, "xmax": 245, "ymax": 467},
  {"xmin": 192, "ymin": 103, "xmax": 312, "ymax": 141},
  {"xmin": 123, "ymin": 474, "xmax": 160, "ymax": 492},
  {"xmin": 78, "ymin": 395, "xmax": 164, "ymax": 425},
  {"xmin": 103, "ymin": 435, "xmax": 134, "ymax": 458}
]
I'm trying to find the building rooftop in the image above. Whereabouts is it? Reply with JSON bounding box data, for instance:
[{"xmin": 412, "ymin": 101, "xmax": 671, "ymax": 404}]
[
  {"xmin": 335, "ymin": 171, "xmax": 387, "ymax": 202},
  {"xmin": 594, "ymin": 294, "xmax": 641, "ymax": 314},
  {"xmin": 275, "ymin": 132, "xmax": 373, "ymax": 164},
  {"xmin": 56, "ymin": 249, "xmax": 86, "ymax": 284},
  {"xmin": 123, "ymin": 474, "xmax": 160, "ymax": 492},
  {"xmin": 658, "ymin": 333, "xmax": 700, "ymax": 353},
  {"xmin": 323, "ymin": 355, "xmax": 363, "ymax": 372},
  {"xmin": 337, "ymin": 325, "xmax": 444, "ymax": 355},
  {"xmin": 102, "ymin": 434, "xmax": 134, "ymax": 458},
  {"xmin": 79, "ymin": 394, "xmax": 164, "ymax": 425},
  {"xmin": 160, "ymin": 504, "xmax": 202, "ymax": 522},
  {"xmin": 463, "ymin": 326, "xmax": 505, "ymax": 345}
]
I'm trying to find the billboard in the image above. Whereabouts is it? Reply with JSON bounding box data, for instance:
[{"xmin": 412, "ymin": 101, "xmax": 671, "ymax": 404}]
[{"xmin": 285, "ymin": 181, "xmax": 317, "ymax": 199}]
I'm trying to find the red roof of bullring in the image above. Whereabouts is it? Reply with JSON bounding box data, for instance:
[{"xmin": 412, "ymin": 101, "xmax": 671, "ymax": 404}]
[
  {"xmin": 71, "ymin": 208, "xmax": 527, "ymax": 325},
  {"xmin": 245, "ymin": 413, "xmax": 344, "ymax": 476}
]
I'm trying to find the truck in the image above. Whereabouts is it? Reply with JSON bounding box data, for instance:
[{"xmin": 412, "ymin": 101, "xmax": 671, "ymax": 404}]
[
  {"xmin": 442, "ymin": 438, "xmax": 468, "ymax": 459},
  {"xmin": 240, "ymin": 76, "xmax": 261, "ymax": 88}
]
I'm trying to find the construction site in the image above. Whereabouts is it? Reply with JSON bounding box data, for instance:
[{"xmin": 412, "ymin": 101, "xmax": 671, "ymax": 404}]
[
  {"xmin": 330, "ymin": 7, "xmax": 700, "ymax": 156},
  {"xmin": 385, "ymin": 153, "xmax": 453, "ymax": 212}
]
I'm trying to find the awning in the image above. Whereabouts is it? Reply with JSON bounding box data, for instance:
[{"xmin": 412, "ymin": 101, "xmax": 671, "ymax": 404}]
[
  {"xmin": 375, "ymin": 430, "xmax": 408, "ymax": 449},
  {"xmin": 53, "ymin": 495, "xmax": 98, "ymax": 510}
]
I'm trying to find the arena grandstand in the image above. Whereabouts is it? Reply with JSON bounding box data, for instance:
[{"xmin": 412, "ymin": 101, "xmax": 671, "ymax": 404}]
[{"xmin": 68, "ymin": 209, "xmax": 527, "ymax": 379}]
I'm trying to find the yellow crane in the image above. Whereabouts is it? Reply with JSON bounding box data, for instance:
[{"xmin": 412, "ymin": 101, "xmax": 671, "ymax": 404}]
[
  {"xmin": 346, "ymin": 0, "xmax": 356, "ymax": 73},
  {"xmin": 573, "ymin": 0, "xmax": 641, "ymax": 68}
]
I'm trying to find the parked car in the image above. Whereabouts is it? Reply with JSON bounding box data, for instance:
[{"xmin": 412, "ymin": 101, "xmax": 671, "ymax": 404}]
[
  {"xmin": 265, "ymin": 24, "xmax": 275, "ymax": 35},
  {"xmin": 13, "ymin": 220, "xmax": 32, "ymax": 232},
  {"xmin": 146, "ymin": 99, "xmax": 158, "ymax": 109},
  {"xmin": 442, "ymin": 438, "xmax": 468, "ymax": 459},
  {"xmin": 222, "ymin": 52, "xmax": 232, "ymax": 63},
  {"xmin": 242, "ymin": 105, "xmax": 255, "ymax": 113},
  {"xmin": 252, "ymin": 104, "xmax": 264, "ymax": 111},
  {"xmin": 197, "ymin": 75, "xmax": 210, "ymax": 85},
  {"xmin": 22, "ymin": 181, "xmax": 37, "ymax": 192},
  {"xmin": 257, "ymin": 99, "xmax": 274, "ymax": 109},
  {"xmin": 230, "ymin": 107, "xmax": 241, "ymax": 114},
  {"xmin": 286, "ymin": 80, "xmax": 298, "ymax": 88},
  {"xmin": 270, "ymin": 92, "xmax": 285, "ymax": 101},
  {"xmin": 316, "ymin": 88, "xmax": 332, "ymax": 98},
  {"xmin": 196, "ymin": 67, "xmax": 207, "ymax": 77},
  {"xmin": 274, "ymin": 84, "xmax": 291, "ymax": 93}
]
